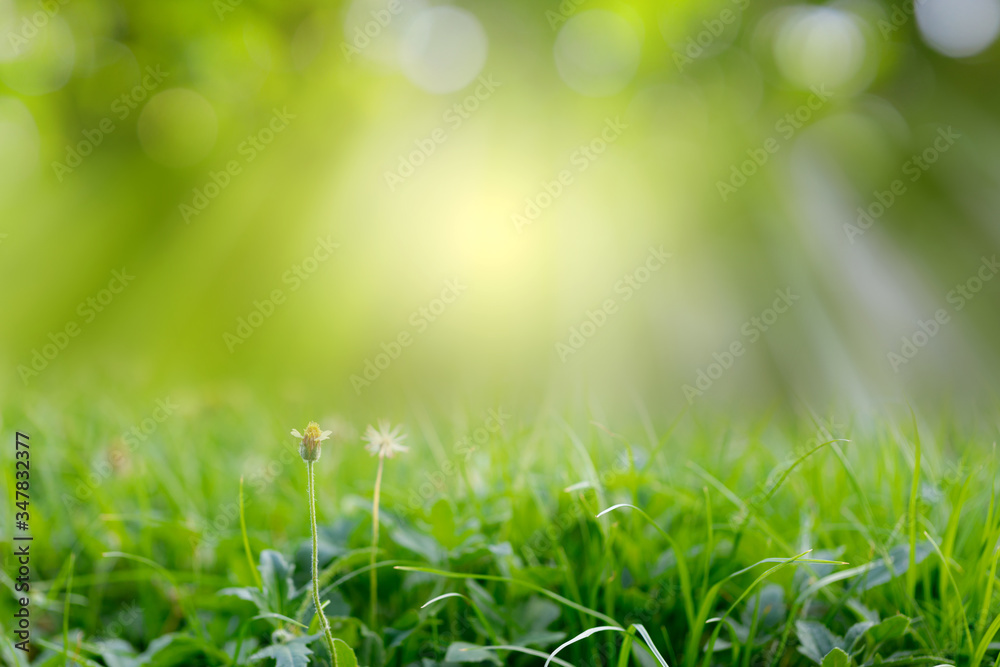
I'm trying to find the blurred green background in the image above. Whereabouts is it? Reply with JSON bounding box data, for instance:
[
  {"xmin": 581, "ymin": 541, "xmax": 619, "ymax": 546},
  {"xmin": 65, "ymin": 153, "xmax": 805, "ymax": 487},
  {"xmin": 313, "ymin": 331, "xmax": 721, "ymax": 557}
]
[{"xmin": 2, "ymin": 0, "xmax": 1000, "ymax": 415}]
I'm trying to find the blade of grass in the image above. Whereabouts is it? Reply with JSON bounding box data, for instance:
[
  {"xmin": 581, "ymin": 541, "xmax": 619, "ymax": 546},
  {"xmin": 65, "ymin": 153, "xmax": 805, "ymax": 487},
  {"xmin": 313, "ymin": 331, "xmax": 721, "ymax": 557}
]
[
  {"xmin": 102, "ymin": 551, "xmax": 204, "ymax": 640},
  {"xmin": 596, "ymin": 503, "xmax": 695, "ymax": 629},
  {"xmin": 925, "ymin": 531, "xmax": 974, "ymax": 656},
  {"xmin": 633, "ymin": 623, "xmax": 671, "ymax": 667},
  {"xmin": 972, "ymin": 609, "xmax": 1000, "ymax": 666},
  {"xmin": 907, "ymin": 412, "xmax": 922, "ymax": 604},
  {"xmin": 740, "ymin": 587, "xmax": 762, "ymax": 667},
  {"xmin": 34, "ymin": 638, "xmax": 103, "ymax": 667},
  {"xmin": 395, "ymin": 565, "xmax": 620, "ymax": 626},
  {"xmin": 977, "ymin": 538, "xmax": 1000, "ymax": 635},
  {"xmin": 700, "ymin": 551, "xmax": 817, "ymax": 667},
  {"xmin": 421, "ymin": 592, "xmax": 499, "ymax": 645},
  {"xmin": 544, "ymin": 625, "xmax": 624, "ymax": 667},
  {"xmin": 617, "ymin": 625, "xmax": 638, "ymax": 667},
  {"xmin": 475, "ymin": 645, "xmax": 576, "ymax": 667},
  {"xmin": 239, "ymin": 477, "xmax": 263, "ymax": 590},
  {"xmin": 62, "ymin": 553, "xmax": 75, "ymax": 667},
  {"xmin": 683, "ymin": 552, "xmax": 845, "ymax": 667}
]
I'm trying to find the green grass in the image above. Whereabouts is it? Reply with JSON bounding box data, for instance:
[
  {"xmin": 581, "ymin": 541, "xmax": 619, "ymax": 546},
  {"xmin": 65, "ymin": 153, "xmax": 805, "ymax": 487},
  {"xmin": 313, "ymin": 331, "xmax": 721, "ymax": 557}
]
[{"xmin": 2, "ymin": 399, "xmax": 999, "ymax": 667}]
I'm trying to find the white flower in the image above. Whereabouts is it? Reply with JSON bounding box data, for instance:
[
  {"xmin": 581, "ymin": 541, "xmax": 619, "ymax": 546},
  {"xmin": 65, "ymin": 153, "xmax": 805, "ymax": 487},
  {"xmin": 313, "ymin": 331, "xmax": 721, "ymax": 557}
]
[
  {"xmin": 292, "ymin": 422, "xmax": 332, "ymax": 462},
  {"xmin": 363, "ymin": 420, "xmax": 409, "ymax": 459}
]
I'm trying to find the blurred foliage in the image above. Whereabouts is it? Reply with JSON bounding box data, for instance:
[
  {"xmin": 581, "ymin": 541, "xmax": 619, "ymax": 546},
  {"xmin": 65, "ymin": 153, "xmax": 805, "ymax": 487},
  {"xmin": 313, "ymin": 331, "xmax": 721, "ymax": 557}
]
[{"xmin": 1, "ymin": 0, "xmax": 999, "ymax": 413}]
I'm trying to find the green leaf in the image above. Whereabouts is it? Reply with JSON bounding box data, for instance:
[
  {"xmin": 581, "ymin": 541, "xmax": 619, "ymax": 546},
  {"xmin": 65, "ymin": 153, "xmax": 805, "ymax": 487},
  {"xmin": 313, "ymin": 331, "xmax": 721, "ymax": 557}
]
[
  {"xmin": 864, "ymin": 615, "xmax": 909, "ymax": 647},
  {"xmin": 220, "ymin": 586, "xmax": 280, "ymax": 624},
  {"xmin": 844, "ymin": 617, "xmax": 909, "ymax": 657},
  {"xmin": 797, "ymin": 543, "xmax": 932, "ymax": 603},
  {"xmin": 249, "ymin": 641, "xmax": 312, "ymax": 667},
  {"xmin": 429, "ymin": 500, "xmax": 463, "ymax": 550},
  {"xmin": 741, "ymin": 584, "xmax": 786, "ymax": 630},
  {"xmin": 259, "ymin": 550, "xmax": 296, "ymax": 616},
  {"xmin": 844, "ymin": 621, "xmax": 875, "ymax": 654},
  {"xmin": 328, "ymin": 616, "xmax": 385, "ymax": 667},
  {"xmin": 390, "ymin": 525, "xmax": 447, "ymax": 563},
  {"xmin": 332, "ymin": 638, "xmax": 359, "ymax": 667},
  {"xmin": 135, "ymin": 634, "xmax": 230, "ymax": 666},
  {"xmin": 445, "ymin": 641, "xmax": 503, "ymax": 664},
  {"xmin": 95, "ymin": 638, "xmax": 139, "ymax": 667},
  {"xmin": 475, "ymin": 645, "xmax": 576, "ymax": 667},
  {"xmin": 796, "ymin": 621, "xmax": 844, "ymax": 664},
  {"xmin": 821, "ymin": 647, "xmax": 851, "ymax": 667},
  {"xmin": 700, "ymin": 551, "xmax": 834, "ymax": 667},
  {"xmin": 857, "ymin": 543, "xmax": 932, "ymax": 593}
]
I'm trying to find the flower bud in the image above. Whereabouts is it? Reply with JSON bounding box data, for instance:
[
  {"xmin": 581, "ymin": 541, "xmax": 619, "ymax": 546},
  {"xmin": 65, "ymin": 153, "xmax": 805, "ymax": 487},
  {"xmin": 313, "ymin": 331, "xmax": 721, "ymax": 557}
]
[{"xmin": 291, "ymin": 422, "xmax": 331, "ymax": 462}]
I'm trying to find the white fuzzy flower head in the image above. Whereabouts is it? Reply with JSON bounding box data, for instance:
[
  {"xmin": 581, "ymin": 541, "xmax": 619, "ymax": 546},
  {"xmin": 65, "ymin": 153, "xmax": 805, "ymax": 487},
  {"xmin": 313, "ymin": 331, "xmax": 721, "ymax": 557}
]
[
  {"xmin": 363, "ymin": 420, "xmax": 409, "ymax": 459},
  {"xmin": 291, "ymin": 421, "xmax": 332, "ymax": 462}
]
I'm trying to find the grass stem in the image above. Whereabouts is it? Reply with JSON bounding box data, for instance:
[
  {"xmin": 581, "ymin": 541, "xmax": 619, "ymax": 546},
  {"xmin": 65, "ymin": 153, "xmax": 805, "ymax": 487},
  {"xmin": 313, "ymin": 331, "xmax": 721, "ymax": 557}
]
[
  {"xmin": 307, "ymin": 461, "xmax": 339, "ymax": 666},
  {"xmin": 371, "ymin": 455, "xmax": 385, "ymax": 630}
]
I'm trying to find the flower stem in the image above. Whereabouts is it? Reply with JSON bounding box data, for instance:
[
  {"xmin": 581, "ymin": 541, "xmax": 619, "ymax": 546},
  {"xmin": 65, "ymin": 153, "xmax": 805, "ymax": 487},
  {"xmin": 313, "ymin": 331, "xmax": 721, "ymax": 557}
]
[
  {"xmin": 307, "ymin": 461, "xmax": 338, "ymax": 667},
  {"xmin": 370, "ymin": 455, "xmax": 384, "ymax": 630}
]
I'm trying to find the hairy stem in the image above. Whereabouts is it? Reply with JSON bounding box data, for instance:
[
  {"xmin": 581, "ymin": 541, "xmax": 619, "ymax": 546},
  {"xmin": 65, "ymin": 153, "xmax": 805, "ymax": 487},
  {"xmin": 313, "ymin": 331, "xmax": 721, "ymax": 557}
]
[
  {"xmin": 307, "ymin": 461, "xmax": 338, "ymax": 666},
  {"xmin": 370, "ymin": 455, "xmax": 385, "ymax": 630}
]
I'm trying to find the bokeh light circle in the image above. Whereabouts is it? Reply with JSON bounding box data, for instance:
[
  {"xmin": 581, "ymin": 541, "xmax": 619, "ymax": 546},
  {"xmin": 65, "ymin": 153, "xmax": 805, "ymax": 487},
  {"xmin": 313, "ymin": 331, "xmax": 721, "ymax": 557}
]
[
  {"xmin": 344, "ymin": 0, "xmax": 427, "ymax": 67},
  {"xmin": 554, "ymin": 9, "xmax": 641, "ymax": 97},
  {"xmin": 137, "ymin": 88, "xmax": 219, "ymax": 168},
  {"xmin": 657, "ymin": 0, "xmax": 744, "ymax": 65},
  {"xmin": 0, "ymin": 13, "xmax": 74, "ymax": 95},
  {"xmin": 398, "ymin": 6, "xmax": 487, "ymax": 94},
  {"xmin": 915, "ymin": 0, "xmax": 1000, "ymax": 58},
  {"xmin": 772, "ymin": 6, "xmax": 867, "ymax": 89}
]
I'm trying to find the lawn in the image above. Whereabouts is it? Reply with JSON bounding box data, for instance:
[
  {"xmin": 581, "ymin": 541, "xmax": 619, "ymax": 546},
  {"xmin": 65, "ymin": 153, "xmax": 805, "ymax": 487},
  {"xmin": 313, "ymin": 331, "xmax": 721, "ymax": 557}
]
[{"xmin": 2, "ymin": 401, "xmax": 997, "ymax": 667}]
